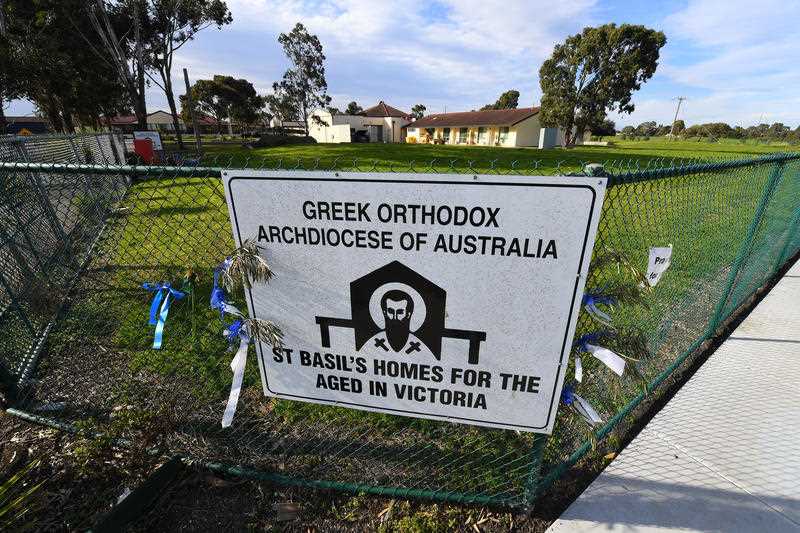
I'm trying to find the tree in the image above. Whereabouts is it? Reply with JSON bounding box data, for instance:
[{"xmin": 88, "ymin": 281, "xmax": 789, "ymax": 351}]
[
  {"xmin": 480, "ymin": 89, "xmax": 520, "ymax": 111},
  {"xmin": 180, "ymin": 75, "xmax": 262, "ymax": 134},
  {"xmin": 635, "ymin": 121, "xmax": 657, "ymax": 136},
  {"xmin": 539, "ymin": 23, "xmax": 666, "ymax": 146},
  {"xmin": 410, "ymin": 104, "xmax": 426, "ymax": 120},
  {"xmin": 620, "ymin": 125, "xmax": 635, "ymax": 136},
  {"xmin": 0, "ymin": 17, "xmax": 23, "ymax": 133},
  {"xmin": 591, "ymin": 119, "xmax": 616, "ymax": 139},
  {"xmin": 1, "ymin": 0, "xmax": 131, "ymax": 132},
  {"xmin": 265, "ymin": 91, "xmax": 297, "ymax": 124},
  {"xmin": 671, "ymin": 119, "xmax": 685, "ymax": 135},
  {"xmin": 345, "ymin": 101, "xmax": 362, "ymax": 115},
  {"xmin": 326, "ymin": 106, "xmax": 341, "ymax": 115},
  {"xmin": 87, "ymin": 0, "xmax": 150, "ymax": 129},
  {"xmin": 271, "ymin": 23, "xmax": 330, "ymax": 136},
  {"xmin": 145, "ymin": 0, "xmax": 232, "ymax": 148}
]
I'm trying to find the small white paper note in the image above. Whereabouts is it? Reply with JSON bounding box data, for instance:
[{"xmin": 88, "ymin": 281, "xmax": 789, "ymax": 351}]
[{"xmin": 646, "ymin": 246, "xmax": 672, "ymax": 286}]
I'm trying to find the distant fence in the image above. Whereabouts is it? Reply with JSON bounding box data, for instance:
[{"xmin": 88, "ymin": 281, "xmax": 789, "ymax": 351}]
[{"xmin": 1, "ymin": 143, "xmax": 799, "ymax": 510}]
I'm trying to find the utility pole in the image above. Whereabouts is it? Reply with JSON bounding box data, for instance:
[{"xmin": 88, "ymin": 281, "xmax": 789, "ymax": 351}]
[
  {"xmin": 670, "ymin": 96, "xmax": 686, "ymax": 137},
  {"xmin": 183, "ymin": 68, "xmax": 202, "ymax": 153}
]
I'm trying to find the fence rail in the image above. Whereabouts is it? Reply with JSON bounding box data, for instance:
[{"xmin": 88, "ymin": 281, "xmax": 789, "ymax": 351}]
[{"xmin": 1, "ymin": 141, "xmax": 799, "ymax": 510}]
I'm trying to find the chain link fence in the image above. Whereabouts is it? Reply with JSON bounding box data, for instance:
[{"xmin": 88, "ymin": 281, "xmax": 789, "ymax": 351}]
[{"xmin": 1, "ymin": 135, "xmax": 799, "ymax": 510}]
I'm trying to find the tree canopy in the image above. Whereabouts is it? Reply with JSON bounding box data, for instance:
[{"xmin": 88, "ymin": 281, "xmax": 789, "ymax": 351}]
[
  {"xmin": 345, "ymin": 101, "xmax": 362, "ymax": 115},
  {"xmin": 270, "ymin": 22, "xmax": 330, "ymax": 135},
  {"xmin": 411, "ymin": 104, "xmax": 426, "ymax": 120},
  {"xmin": 1, "ymin": 0, "xmax": 131, "ymax": 132},
  {"xmin": 180, "ymin": 75, "xmax": 263, "ymax": 133},
  {"xmin": 539, "ymin": 23, "xmax": 666, "ymax": 145},
  {"xmin": 480, "ymin": 89, "xmax": 519, "ymax": 111}
]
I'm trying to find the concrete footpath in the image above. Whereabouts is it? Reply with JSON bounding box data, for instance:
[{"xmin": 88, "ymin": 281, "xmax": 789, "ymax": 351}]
[{"xmin": 548, "ymin": 260, "xmax": 800, "ymax": 533}]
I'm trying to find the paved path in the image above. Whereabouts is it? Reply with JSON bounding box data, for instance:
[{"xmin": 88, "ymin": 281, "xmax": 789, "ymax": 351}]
[{"xmin": 548, "ymin": 260, "xmax": 800, "ymax": 533}]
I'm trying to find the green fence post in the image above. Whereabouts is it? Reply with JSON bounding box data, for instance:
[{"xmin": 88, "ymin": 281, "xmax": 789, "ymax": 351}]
[
  {"xmin": 522, "ymin": 433, "xmax": 548, "ymax": 510},
  {"xmin": 707, "ymin": 161, "xmax": 786, "ymax": 335},
  {"xmin": 775, "ymin": 206, "xmax": 800, "ymax": 271}
]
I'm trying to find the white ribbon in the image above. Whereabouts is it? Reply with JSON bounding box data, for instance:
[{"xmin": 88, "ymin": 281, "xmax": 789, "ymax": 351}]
[
  {"xmin": 221, "ymin": 302, "xmax": 244, "ymax": 317},
  {"xmin": 575, "ymin": 355, "xmax": 583, "ymax": 382},
  {"xmin": 222, "ymin": 334, "xmax": 249, "ymax": 428},
  {"xmin": 573, "ymin": 393, "xmax": 603, "ymax": 425},
  {"xmin": 585, "ymin": 343, "xmax": 626, "ymax": 376},
  {"xmin": 585, "ymin": 302, "xmax": 613, "ymax": 326}
]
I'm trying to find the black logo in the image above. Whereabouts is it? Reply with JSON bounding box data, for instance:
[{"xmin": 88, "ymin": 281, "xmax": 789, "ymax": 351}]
[{"xmin": 315, "ymin": 261, "xmax": 486, "ymax": 363}]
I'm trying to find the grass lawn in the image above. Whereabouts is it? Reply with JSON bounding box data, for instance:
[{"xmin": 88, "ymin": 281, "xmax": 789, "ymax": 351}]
[{"xmin": 175, "ymin": 137, "xmax": 795, "ymax": 174}]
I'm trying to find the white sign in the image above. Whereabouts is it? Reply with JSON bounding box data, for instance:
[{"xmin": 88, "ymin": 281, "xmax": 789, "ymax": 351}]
[
  {"xmin": 133, "ymin": 130, "xmax": 163, "ymax": 151},
  {"xmin": 222, "ymin": 171, "xmax": 606, "ymax": 433},
  {"xmin": 646, "ymin": 246, "xmax": 672, "ymax": 286}
]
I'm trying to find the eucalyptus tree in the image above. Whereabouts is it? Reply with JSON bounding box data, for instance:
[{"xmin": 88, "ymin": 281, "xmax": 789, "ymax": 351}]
[
  {"xmin": 145, "ymin": 0, "xmax": 232, "ymax": 147},
  {"xmin": 539, "ymin": 24, "xmax": 666, "ymax": 146},
  {"xmin": 271, "ymin": 23, "xmax": 330, "ymax": 136}
]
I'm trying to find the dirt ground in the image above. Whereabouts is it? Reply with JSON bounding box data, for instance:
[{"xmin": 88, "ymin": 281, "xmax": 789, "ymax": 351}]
[{"xmin": 1, "ymin": 410, "xmax": 580, "ymax": 532}]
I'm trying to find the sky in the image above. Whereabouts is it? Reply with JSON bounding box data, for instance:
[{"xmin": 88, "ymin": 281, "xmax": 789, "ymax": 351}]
[{"xmin": 7, "ymin": 0, "xmax": 800, "ymax": 128}]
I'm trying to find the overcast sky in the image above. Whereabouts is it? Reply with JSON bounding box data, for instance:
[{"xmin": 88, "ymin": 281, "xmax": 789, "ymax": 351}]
[{"xmin": 7, "ymin": 0, "xmax": 800, "ymax": 128}]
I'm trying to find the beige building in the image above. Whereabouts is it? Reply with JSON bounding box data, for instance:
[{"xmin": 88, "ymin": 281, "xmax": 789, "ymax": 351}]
[
  {"xmin": 307, "ymin": 101, "xmax": 412, "ymax": 143},
  {"xmin": 405, "ymin": 107, "xmax": 581, "ymax": 148}
]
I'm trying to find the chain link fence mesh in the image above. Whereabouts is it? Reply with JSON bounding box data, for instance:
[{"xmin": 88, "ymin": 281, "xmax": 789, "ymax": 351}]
[{"xmin": 1, "ymin": 134, "xmax": 799, "ymax": 509}]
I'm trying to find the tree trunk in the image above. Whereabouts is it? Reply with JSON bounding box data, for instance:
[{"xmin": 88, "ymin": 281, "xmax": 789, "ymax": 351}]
[
  {"xmin": 135, "ymin": 61, "xmax": 147, "ymax": 129},
  {"xmin": 45, "ymin": 96, "xmax": 64, "ymax": 133},
  {"xmin": 0, "ymin": 94, "xmax": 6, "ymax": 134},
  {"xmin": 163, "ymin": 72, "xmax": 184, "ymax": 149},
  {"xmin": 61, "ymin": 102, "xmax": 76, "ymax": 133}
]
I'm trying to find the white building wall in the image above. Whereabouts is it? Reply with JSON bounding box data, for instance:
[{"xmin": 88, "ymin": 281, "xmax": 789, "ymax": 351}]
[
  {"xmin": 308, "ymin": 111, "xmax": 409, "ymax": 143},
  {"xmin": 510, "ymin": 115, "xmax": 542, "ymax": 147}
]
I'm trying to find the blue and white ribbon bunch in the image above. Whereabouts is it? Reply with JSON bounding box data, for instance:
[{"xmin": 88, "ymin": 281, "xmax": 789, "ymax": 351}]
[
  {"xmin": 212, "ymin": 258, "xmax": 249, "ymax": 428},
  {"xmin": 573, "ymin": 331, "xmax": 626, "ymax": 383},
  {"xmin": 561, "ymin": 384, "xmax": 603, "ymax": 426},
  {"xmin": 211, "ymin": 258, "xmax": 243, "ymax": 319},
  {"xmin": 142, "ymin": 282, "xmax": 185, "ymax": 349},
  {"xmin": 563, "ymin": 291, "xmax": 630, "ymax": 426},
  {"xmin": 582, "ymin": 292, "xmax": 616, "ymax": 326}
]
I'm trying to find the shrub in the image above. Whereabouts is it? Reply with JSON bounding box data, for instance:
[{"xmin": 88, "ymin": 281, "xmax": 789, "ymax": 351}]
[{"xmin": 248, "ymin": 134, "xmax": 316, "ymax": 148}]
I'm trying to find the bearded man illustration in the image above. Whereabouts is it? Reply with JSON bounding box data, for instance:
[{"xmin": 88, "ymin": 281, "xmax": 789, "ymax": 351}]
[{"xmin": 367, "ymin": 289, "xmax": 427, "ymax": 355}]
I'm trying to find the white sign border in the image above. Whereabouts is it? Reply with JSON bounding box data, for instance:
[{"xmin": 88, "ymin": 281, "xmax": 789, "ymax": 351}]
[{"xmin": 222, "ymin": 170, "xmax": 607, "ymax": 433}]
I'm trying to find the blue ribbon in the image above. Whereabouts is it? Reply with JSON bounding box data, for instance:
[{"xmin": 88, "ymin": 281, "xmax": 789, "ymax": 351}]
[
  {"xmin": 224, "ymin": 319, "xmax": 247, "ymax": 345},
  {"xmin": 561, "ymin": 384, "xmax": 575, "ymax": 405},
  {"xmin": 574, "ymin": 331, "xmax": 609, "ymax": 353},
  {"xmin": 211, "ymin": 258, "xmax": 234, "ymax": 319},
  {"xmin": 582, "ymin": 293, "xmax": 616, "ymax": 308},
  {"xmin": 142, "ymin": 282, "xmax": 185, "ymax": 349}
]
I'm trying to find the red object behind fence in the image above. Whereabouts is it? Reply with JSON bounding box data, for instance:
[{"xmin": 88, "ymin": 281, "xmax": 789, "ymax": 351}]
[{"xmin": 133, "ymin": 138, "xmax": 155, "ymax": 164}]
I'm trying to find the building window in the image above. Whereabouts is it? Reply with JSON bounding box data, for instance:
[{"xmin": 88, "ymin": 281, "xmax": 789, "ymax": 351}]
[
  {"xmin": 458, "ymin": 127, "xmax": 468, "ymax": 144},
  {"xmin": 477, "ymin": 127, "xmax": 487, "ymax": 144},
  {"xmin": 442, "ymin": 127, "xmax": 451, "ymax": 142},
  {"xmin": 498, "ymin": 127, "xmax": 509, "ymax": 144}
]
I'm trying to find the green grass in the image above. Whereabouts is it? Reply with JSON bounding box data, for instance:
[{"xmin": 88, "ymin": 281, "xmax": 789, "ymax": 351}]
[{"xmin": 172, "ymin": 137, "xmax": 793, "ymax": 174}]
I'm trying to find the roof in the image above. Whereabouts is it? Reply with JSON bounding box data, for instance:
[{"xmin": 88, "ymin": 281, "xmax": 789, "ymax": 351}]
[
  {"xmin": 409, "ymin": 107, "xmax": 540, "ymax": 129},
  {"xmin": 4, "ymin": 116, "xmax": 50, "ymax": 124},
  {"xmin": 361, "ymin": 101, "xmax": 411, "ymax": 119},
  {"xmin": 103, "ymin": 111, "xmax": 218, "ymax": 126}
]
